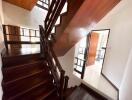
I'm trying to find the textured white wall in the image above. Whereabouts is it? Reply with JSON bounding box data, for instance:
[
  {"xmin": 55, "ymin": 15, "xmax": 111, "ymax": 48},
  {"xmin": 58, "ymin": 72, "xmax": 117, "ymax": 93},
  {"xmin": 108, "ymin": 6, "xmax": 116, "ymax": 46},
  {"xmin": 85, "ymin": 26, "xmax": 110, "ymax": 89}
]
[
  {"xmin": 119, "ymin": 48, "xmax": 132, "ymax": 100},
  {"xmin": 95, "ymin": 0, "xmax": 132, "ymax": 89},
  {"xmin": 58, "ymin": 46, "xmax": 81, "ymax": 87},
  {"xmin": 0, "ymin": 0, "xmax": 3, "ymax": 99},
  {"xmin": 0, "ymin": 0, "xmax": 4, "ymax": 43},
  {"xmin": 58, "ymin": 0, "xmax": 132, "ymax": 90},
  {"xmin": 3, "ymin": 1, "xmax": 47, "ymax": 29}
]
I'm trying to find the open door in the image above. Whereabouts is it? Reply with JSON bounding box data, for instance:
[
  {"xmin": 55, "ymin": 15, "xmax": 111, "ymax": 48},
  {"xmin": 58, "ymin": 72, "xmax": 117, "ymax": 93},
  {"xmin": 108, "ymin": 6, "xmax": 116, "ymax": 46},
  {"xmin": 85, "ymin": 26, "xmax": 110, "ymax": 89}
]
[{"xmin": 86, "ymin": 32, "xmax": 99, "ymax": 66}]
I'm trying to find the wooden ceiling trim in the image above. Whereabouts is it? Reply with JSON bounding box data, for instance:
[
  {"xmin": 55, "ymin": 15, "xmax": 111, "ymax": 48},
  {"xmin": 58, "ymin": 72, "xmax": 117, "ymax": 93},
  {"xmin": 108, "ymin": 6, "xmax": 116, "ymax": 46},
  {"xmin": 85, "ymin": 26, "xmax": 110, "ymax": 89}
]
[{"xmin": 3, "ymin": 0, "xmax": 38, "ymax": 10}]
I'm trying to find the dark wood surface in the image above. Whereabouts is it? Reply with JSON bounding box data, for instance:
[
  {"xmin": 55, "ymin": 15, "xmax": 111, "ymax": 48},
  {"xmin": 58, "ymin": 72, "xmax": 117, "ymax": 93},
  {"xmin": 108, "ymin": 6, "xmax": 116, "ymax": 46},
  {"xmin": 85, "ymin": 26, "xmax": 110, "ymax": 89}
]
[
  {"xmin": 2, "ymin": 51, "xmax": 59, "ymax": 100},
  {"xmin": 66, "ymin": 84, "xmax": 107, "ymax": 100}
]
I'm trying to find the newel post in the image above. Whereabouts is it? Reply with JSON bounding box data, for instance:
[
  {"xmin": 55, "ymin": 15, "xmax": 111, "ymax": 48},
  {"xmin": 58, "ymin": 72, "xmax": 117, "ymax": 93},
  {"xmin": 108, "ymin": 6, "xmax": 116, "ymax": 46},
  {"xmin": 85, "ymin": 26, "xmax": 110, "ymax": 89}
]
[
  {"xmin": 64, "ymin": 76, "xmax": 69, "ymax": 92},
  {"xmin": 60, "ymin": 70, "xmax": 65, "ymax": 100}
]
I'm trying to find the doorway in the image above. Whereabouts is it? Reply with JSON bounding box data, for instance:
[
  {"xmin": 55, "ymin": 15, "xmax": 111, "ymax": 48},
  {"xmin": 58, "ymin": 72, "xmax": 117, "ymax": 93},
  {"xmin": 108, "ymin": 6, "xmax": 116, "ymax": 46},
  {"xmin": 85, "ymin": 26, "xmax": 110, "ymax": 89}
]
[
  {"xmin": 84, "ymin": 29, "xmax": 110, "ymax": 80},
  {"xmin": 73, "ymin": 29, "xmax": 110, "ymax": 80}
]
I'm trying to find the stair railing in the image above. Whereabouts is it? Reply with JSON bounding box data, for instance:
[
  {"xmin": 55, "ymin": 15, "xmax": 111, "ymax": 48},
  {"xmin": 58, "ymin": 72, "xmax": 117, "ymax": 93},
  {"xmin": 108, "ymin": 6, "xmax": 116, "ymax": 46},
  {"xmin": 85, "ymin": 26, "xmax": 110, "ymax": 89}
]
[
  {"xmin": 44, "ymin": 0, "xmax": 67, "ymax": 39},
  {"xmin": 39, "ymin": 25, "xmax": 69, "ymax": 100},
  {"xmin": 2, "ymin": 25, "xmax": 40, "ymax": 51},
  {"xmin": 36, "ymin": 0, "xmax": 51, "ymax": 10}
]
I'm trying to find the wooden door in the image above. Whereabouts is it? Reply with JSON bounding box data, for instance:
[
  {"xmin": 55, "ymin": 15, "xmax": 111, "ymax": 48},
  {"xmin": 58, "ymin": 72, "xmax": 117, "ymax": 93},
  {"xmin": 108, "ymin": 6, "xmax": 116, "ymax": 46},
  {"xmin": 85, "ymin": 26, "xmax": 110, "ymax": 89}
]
[{"xmin": 86, "ymin": 32, "xmax": 99, "ymax": 66}]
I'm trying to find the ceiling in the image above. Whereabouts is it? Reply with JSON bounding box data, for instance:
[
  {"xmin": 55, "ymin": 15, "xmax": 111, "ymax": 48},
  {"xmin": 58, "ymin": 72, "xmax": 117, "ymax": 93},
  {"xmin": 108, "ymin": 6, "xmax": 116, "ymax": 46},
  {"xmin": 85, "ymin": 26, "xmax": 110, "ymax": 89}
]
[{"xmin": 3, "ymin": 0, "xmax": 38, "ymax": 10}]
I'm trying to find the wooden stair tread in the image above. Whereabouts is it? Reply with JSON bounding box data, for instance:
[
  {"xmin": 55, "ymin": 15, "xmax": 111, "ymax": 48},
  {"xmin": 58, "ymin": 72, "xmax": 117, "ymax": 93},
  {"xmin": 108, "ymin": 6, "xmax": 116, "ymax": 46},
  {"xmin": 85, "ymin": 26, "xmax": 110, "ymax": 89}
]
[
  {"xmin": 3, "ymin": 71, "xmax": 52, "ymax": 98},
  {"xmin": 3, "ymin": 59, "xmax": 45, "ymax": 71},
  {"xmin": 66, "ymin": 87, "xmax": 100, "ymax": 100},
  {"xmin": 37, "ymin": 88, "xmax": 56, "ymax": 100},
  {"xmin": 3, "ymin": 70, "xmax": 47, "ymax": 85},
  {"xmin": 44, "ymin": 91, "xmax": 59, "ymax": 100},
  {"xmin": 2, "ymin": 53, "xmax": 42, "ymax": 67},
  {"xmin": 3, "ymin": 60, "xmax": 48, "ymax": 82},
  {"xmin": 64, "ymin": 86, "xmax": 77, "ymax": 98},
  {"xmin": 13, "ymin": 83, "xmax": 56, "ymax": 100},
  {"xmin": 6, "ymin": 80, "xmax": 50, "ymax": 100}
]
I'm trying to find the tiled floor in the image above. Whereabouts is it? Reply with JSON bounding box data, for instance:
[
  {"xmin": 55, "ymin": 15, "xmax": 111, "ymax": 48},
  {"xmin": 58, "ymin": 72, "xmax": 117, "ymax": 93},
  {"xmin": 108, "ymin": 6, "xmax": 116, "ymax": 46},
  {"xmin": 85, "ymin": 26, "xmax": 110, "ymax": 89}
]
[
  {"xmin": 83, "ymin": 61, "xmax": 118, "ymax": 100},
  {"xmin": 73, "ymin": 60, "xmax": 118, "ymax": 100}
]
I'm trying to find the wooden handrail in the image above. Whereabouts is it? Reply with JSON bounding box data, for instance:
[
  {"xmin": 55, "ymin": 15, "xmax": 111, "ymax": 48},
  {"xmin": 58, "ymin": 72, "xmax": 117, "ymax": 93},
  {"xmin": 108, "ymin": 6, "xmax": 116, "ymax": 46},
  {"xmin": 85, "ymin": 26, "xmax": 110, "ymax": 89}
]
[
  {"xmin": 2, "ymin": 25, "xmax": 40, "ymax": 50},
  {"xmin": 50, "ymin": 44, "xmax": 63, "ymax": 71},
  {"xmin": 39, "ymin": 25, "xmax": 69, "ymax": 100},
  {"xmin": 45, "ymin": 0, "xmax": 56, "ymax": 28},
  {"xmin": 44, "ymin": 0, "xmax": 67, "ymax": 38}
]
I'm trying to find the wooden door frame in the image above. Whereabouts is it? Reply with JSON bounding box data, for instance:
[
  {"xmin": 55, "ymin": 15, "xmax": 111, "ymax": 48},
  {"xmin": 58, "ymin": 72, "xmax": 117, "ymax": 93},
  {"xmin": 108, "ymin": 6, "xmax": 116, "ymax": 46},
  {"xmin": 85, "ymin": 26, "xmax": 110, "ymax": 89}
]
[{"xmin": 84, "ymin": 29, "xmax": 110, "ymax": 78}]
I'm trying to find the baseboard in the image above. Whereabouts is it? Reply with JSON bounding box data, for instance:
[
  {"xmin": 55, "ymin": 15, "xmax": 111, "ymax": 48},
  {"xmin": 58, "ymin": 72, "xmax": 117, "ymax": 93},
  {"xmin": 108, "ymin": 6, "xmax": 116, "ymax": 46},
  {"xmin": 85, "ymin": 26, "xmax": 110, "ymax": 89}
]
[
  {"xmin": 80, "ymin": 83, "xmax": 107, "ymax": 100},
  {"xmin": 101, "ymin": 72, "xmax": 119, "ymax": 100}
]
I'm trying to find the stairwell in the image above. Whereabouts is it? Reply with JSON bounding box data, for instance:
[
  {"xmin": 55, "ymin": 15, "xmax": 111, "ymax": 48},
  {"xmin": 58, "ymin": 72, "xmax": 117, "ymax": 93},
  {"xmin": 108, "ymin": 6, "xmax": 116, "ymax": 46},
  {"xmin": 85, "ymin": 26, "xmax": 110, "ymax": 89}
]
[
  {"xmin": 1, "ymin": 0, "xmax": 121, "ymax": 99},
  {"xmin": 1, "ymin": 50, "xmax": 107, "ymax": 100}
]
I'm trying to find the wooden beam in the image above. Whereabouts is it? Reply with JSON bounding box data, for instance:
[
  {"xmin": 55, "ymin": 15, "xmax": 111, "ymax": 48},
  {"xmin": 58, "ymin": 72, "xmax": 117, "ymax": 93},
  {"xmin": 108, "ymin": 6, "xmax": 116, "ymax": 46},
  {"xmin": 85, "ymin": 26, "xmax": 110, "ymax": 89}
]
[{"xmin": 3, "ymin": 0, "xmax": 38, "ymax": 10}]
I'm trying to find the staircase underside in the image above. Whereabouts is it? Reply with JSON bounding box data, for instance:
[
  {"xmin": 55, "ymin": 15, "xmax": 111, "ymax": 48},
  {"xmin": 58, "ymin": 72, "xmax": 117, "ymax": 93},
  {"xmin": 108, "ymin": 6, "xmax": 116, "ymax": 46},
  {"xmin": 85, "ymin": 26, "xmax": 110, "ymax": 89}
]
[{"xmin": 53, "ymin": 0, "xmax": 120, "ymax": 56}]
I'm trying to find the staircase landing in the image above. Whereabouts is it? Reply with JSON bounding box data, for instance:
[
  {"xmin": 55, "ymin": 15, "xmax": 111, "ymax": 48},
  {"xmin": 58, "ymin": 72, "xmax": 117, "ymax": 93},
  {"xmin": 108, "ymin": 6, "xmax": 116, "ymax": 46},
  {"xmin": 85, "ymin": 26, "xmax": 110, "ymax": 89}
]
[
  {"xmin": 66, "ymin": 85, "xmax": 107, "ymax": 100},
  {"xmin": 2, "ymin": 44, "xmax": 40, "ymax": 57}
]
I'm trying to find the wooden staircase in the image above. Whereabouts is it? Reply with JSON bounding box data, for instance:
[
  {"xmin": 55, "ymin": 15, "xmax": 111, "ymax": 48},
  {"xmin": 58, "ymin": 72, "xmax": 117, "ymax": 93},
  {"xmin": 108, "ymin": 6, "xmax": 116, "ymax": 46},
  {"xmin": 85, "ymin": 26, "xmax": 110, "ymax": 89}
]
[
  {"xmin": 54, "ymin": 0, "xmax": 84, "ymax": 39},
  {"xmin": 1, "ymin": 0, "xmax": 121, "ymax": 99},
  {"xmin": 50, "ymin": 0, "xmax": 120, "ymax": 56},
  {"xmin": 2, "ymin": 53, "xmax": 60, "ymax": 100}
]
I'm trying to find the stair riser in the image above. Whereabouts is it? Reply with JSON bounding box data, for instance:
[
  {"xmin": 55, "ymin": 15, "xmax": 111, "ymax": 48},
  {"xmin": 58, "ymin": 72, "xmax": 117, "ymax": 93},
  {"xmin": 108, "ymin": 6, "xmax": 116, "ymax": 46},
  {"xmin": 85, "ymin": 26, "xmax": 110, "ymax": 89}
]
[
  {"xmin": 15, "ymin": 83, "xmax": 55, "ymax": 100},
  {"xmin": 3, "ymin": 72, "xmax": 52, "ymax": 98},
  {"xmin": 3, "ymin": 62, "xmax": 48, "ymax": 82},
  {"xmin": 2, "ymin": 54, "xmax": 42, "ymax": 67}
]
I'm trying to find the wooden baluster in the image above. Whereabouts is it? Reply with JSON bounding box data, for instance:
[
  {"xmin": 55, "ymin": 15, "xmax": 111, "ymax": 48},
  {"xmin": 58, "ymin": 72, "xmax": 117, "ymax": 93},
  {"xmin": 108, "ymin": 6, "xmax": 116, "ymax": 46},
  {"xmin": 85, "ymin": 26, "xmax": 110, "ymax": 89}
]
[
  {"xmin": 3, "ymin": 25, "xmax": 8, "ymax": 50},
  {"xmin": 64, "ymin": 76, "xmax": 69, "ymax": 92},
  {"xmin": 60, "ymin": 70, "xmax": 65, "ymax": 100},
  {"xmin": 39, "ymin": 25, "xmax": 45, "ymax": 58},
  {"xmin": 39, "ymin": 25, "xmax": 69, "ymax": 99}
]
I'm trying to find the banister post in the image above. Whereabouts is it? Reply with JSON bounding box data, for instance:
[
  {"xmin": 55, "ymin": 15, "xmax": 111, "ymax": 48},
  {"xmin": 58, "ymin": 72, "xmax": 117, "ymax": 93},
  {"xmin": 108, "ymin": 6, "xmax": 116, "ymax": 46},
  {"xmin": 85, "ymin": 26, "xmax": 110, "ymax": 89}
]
[
  {"xmin": 64, "ymin": 76, "xmax": 69, "ymax": 92},
  {"xmin": 60, "ymin": 70, "xmax": 65, "ymax": 100},
  {"xmin": 2, "ymin": 25, "xmax": 8, "ymax": 50}
]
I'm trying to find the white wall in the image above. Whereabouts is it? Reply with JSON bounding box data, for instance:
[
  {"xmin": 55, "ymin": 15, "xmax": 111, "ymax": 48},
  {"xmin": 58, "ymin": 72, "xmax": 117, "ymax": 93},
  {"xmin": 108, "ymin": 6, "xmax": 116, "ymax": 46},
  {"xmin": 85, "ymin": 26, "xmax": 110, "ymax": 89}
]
[
  {"xmin": 0, "ymin": 0, "xmax": 4, "ymax": 99},
  {"xmin": 58, "ymin": 0, "xmax": 132, "ymax": 99},
  {"xmin": 3, "ymin": 1, "xmax": 47, "ymax": 29},
  {"xmin": 58, "ymin": 46, "xmax": 81, "ymax": 87},
  {"xmin": 95, "ymin": 0, "xmax": 132, "ymax": 89},
  {"xmin": 119, "ymin": 48, "xmax": 132, "ymax": 100},
  {"xmin": 0, "ymin": 0, "xmax": 4, "ymax": 44}
]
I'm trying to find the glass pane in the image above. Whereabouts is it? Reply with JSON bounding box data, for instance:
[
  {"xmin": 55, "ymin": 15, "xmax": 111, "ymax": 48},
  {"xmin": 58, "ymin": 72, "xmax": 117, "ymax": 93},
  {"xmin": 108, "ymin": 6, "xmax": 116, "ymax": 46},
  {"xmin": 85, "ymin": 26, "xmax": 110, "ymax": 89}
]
[
  {"xmin": 24, "ymin": 29, "xmax": 29, "ymax": 36},
  {"xmin": 61, "ymin": 2, "xmax": 68, "ymax": 14},
  {"xmin": 76, "ymin": 66, "xmax": 82, "ymax": 72},
  {"xmin": 44, "ymin": 4, "xmax": 48, "ymax": 8},
  {"xmin": 30, "ymin": 30, "xmax": 35, "ymax": 36},
  {"xmin": 36, "ymin": 31, "xmax": 40, "ymax": 37},
  {"xmin": 37, "ymin": 1, "xmax": 42, "ymax": 5},
  {"xmin": 20, "ymin": 28, "xmax": 23, "ymax": 35},
  {"xmin": 45, "ymin": 0, "xmax": 49, "ymax": 4},
  {"xmin": 81, "ymin": 61, "xmax": 84, "ymax": 66},
  {"xmin": 21, "ymin": 36, "xmax": 30, "ymax": 41}
]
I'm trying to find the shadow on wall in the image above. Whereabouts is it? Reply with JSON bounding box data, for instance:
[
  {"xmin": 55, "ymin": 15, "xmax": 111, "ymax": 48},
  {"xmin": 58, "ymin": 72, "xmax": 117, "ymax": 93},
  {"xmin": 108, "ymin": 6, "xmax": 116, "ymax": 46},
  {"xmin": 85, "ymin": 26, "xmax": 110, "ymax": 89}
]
[
  {"xmin": 58, "ymin": 46, "xmax": 81, "ymax": 87},
  {"xmin": 119, "ymin": 48, "xmax": 132, "ymax": 100}
]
